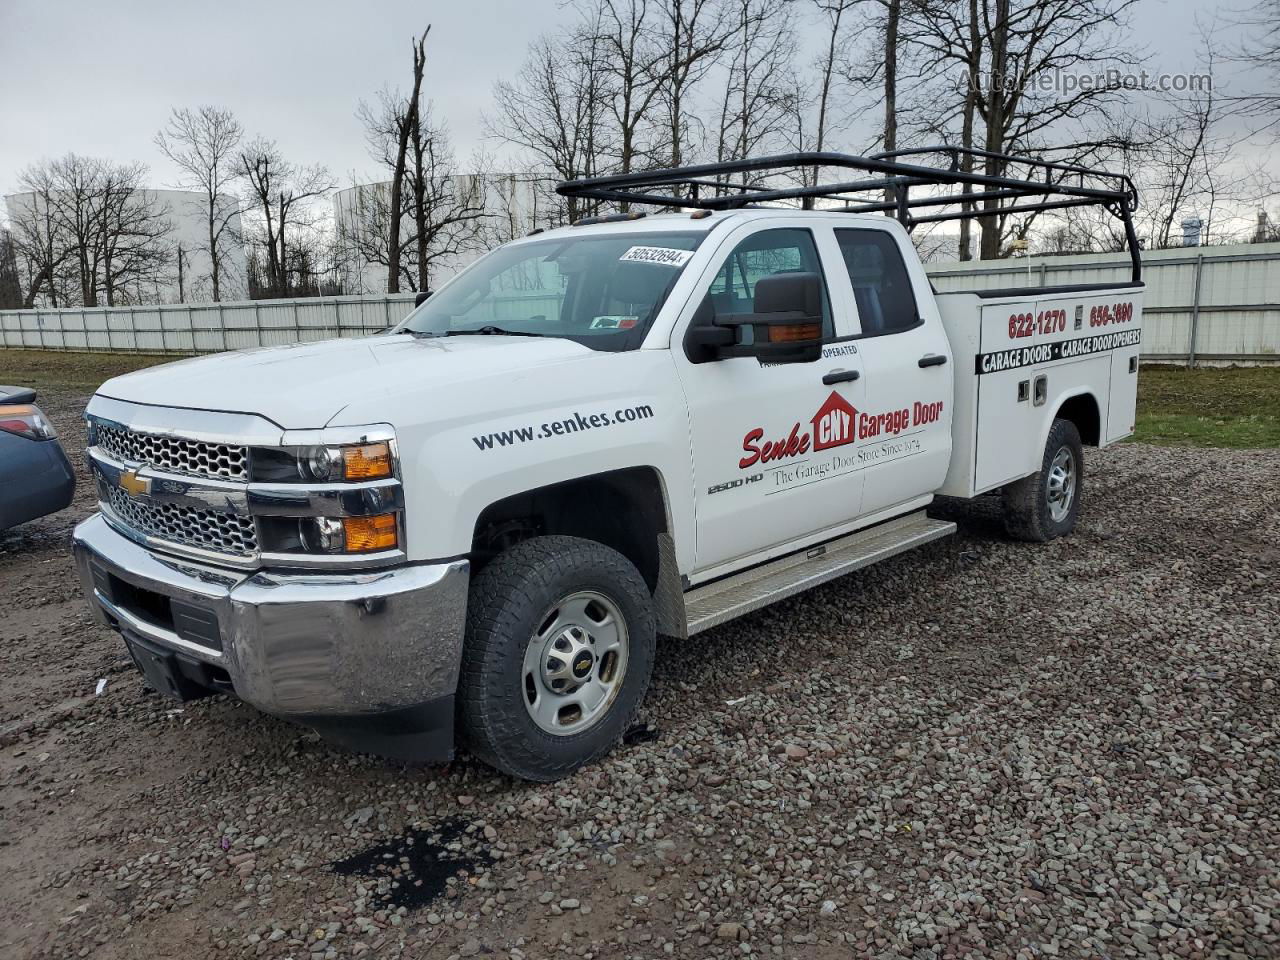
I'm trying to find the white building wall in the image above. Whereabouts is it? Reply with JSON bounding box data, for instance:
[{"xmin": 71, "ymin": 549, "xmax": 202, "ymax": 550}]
[{"xmin": 333, "ymin": 172, "xmax": 543, "ymax": 295}]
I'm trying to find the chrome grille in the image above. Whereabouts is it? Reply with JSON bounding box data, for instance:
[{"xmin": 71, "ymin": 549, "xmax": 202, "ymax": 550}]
[
  {"xmin": 105, "ymin": 484, "xmax": 258, "ymax": 557},
  {"xmin": 95, "ymin": 423, "xmax": 248, "ymax": 481}
]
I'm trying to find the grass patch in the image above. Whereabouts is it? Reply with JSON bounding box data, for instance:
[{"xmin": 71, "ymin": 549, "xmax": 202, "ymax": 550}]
[
  {"xmin": 0, "ymin": 349, "xmax": 186, "ymax": 392},
  {"xmin": 1134, "ymin": 365, "xmax": 1280, "ymax": 449}
]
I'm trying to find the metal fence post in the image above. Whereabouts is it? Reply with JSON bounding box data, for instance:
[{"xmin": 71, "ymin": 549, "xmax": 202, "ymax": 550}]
[
  {"xmin": 253, "ymin": 301, "xmax": 263, "ymax": 349},
  {"xmin": 1188, "ymin": 253, "xmax": 1204, "ymax": 368}
]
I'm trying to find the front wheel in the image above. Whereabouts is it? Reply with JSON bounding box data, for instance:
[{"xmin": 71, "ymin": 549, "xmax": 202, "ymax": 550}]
[
  {"xmin": 1002, "ymin": 417, "xmax": 1084, "ymax": 542},
  {"xmin": 458, "ymin": 536, "xmax": 655, "ymax": 781}
]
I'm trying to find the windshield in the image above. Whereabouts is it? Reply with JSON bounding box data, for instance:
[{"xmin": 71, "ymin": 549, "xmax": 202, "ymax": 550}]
[{"xmin": 398, "ymin": 231, "xmax": 705, "ymax": 351}]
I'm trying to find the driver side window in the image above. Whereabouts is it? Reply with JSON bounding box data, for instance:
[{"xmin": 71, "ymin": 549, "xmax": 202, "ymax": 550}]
[{"xmin": 707, "ymin": 228, "xmax": 834, "ymax": 338}]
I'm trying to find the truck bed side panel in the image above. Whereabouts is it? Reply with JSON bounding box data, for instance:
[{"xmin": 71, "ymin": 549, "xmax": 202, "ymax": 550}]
[{"xmin": 938, "ymin": 285, "xmax": 1144, "ymax": 498}]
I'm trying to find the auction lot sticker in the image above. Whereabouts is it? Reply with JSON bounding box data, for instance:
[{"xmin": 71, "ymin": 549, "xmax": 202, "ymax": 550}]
[{"xmin": 619, "ymin": 246, "xmax": 695, "ymax": 267}]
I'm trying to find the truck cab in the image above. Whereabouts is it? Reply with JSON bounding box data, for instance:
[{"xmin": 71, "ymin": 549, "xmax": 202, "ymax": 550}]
[{"xmin": 73, "ymin": 150, "xmax": 1144, "ymax": 780}]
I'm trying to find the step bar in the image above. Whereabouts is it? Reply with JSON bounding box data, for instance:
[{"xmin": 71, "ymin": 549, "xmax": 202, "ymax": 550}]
[{"xmin": 684, "ymin": 510, "xmax": 956, "ymax": 635}]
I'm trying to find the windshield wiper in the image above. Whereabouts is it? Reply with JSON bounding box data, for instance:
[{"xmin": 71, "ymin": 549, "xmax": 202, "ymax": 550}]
[{"xmin": 446, "ymin": 325, "xmax": 547, "ymax": 338}]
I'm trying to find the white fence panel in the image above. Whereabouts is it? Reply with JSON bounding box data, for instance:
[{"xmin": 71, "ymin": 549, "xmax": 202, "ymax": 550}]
[
  {"xmin": 925, "ymin": 241, "xmax": 1280, "ymax": 362},
  {"xmin": 2, "ymin": 244, "xmax": 1277, "ymax": 363}
]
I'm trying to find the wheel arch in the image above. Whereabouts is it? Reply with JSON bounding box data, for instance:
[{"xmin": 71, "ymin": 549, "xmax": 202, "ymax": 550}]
[
  {"xmin": 1053, "ymin": 391, "xmax": 1102, "ymax": 447},
  {"xmin": 469, "ymin": 466, "xmax": 687, "ymax": 637}
]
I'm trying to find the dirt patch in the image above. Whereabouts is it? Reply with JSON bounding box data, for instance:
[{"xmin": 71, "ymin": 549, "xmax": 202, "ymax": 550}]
[{"xmin": 1, "ymin": 378, "xmax": 1277, "ymax": 960}]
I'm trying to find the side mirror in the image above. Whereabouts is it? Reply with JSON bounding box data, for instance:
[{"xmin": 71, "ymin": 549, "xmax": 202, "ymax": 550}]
[
  {"xmin": 684, "ymin": 272, "xmax": 825, "ymax": 365},
  {"xmin": 414, "ymin": 290, "xmax": 433, "ymax": 307}
]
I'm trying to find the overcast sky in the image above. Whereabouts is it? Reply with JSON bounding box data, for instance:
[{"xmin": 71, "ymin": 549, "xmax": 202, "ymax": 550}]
[{"xmin": 0, "ymin": 0, "xmax": 1261, "ymax": 202}]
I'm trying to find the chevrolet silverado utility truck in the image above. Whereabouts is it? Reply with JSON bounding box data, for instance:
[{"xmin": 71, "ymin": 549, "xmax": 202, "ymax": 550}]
[{"xmin": 73, "ymin": 150, "xmax": 1144, "ymax": 781}]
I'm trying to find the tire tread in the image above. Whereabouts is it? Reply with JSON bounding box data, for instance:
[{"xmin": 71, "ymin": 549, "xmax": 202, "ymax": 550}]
[
  {"xmin": 1002, "ymin": 417, "xmax": 1083, "ymax": 542},
  {"xmin": 458, "ymin": 535, "xmax": 654, "ymax": 781}
]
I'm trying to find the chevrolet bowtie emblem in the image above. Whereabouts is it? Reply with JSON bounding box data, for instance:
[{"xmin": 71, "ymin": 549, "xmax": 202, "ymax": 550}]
[{"xmin": 119, "ymin": 469, "xmax": 151, "ymax": 498}]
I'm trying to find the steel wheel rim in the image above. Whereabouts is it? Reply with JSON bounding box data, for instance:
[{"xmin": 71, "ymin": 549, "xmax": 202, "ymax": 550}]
[
  {"xmin": 522, "ymin": 590, "xmax": 629, "ymax": 736},
  {"xmin": 1046, "ymin": 446, "xmax": 1076, "ymax": 522}
]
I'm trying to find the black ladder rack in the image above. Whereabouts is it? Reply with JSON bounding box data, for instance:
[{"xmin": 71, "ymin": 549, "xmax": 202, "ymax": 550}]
[{"xmin": 555, "ymin": 147, "xmax": 1142, "ymax": 282}]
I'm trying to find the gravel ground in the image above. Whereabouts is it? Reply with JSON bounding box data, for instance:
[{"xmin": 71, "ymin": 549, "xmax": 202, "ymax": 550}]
[{"xmin": 1, "ymin": 384, "xmax": 1277, "ymax": 960}]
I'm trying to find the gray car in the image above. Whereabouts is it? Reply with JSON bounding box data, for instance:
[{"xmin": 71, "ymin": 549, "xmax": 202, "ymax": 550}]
[{"xmin": 0, "ymin": 385, "xmax": 76, "ymax": 531}]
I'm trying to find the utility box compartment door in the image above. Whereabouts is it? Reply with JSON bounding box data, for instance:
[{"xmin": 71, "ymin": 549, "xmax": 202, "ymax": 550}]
[
  {"xmin": 973, "ymin": 300, "xmax": 1046, "ymax": 492},
  {"xmin": 1106, "ymin": 330, "xmax": 1141, "ymax": 442}
]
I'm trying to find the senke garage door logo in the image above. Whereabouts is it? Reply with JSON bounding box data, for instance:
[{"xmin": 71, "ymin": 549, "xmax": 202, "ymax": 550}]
[{"xmin": 738, "ymin": 392, "xmax": 942, "ymax": 469}]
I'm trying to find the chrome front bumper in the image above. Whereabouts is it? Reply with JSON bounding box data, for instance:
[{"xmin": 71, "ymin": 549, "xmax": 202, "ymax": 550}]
[{"xmin": 72, "ymin": 513, "xmax": 469, "ymax": 758}]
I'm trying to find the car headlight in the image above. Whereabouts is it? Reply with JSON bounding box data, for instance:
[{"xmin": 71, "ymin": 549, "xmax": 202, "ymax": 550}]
[
  {"xmin": 297, "ymin": 441, "xmax": 394, "ymax": 482},
  {"xmin": 299, "ymin": 514, "xmax": 399, "ymax": 553}
]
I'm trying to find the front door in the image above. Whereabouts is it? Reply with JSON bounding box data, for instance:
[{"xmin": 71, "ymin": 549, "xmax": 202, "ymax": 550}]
[{"xmin": 673, "ymin": 223, "xmax": 866, "ymax": 573}]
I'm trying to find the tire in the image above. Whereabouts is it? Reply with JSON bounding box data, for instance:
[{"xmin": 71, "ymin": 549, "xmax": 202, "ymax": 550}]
[
  {"xmin": 458, "ymin": 535, "xmax": 656, "ymax": 781},
  {"xmin": 1002, "ymin": 417, "xmax": 1084, "ymax": 542}
]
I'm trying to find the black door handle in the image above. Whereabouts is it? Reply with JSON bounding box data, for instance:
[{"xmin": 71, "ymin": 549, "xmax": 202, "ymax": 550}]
[
  {"xmin": 918, "ymin": 354, "xmax": 947, "ymax": 368},
  {"xmin": 822, "ymin": 368, "xmax": 861, "ymax": 385}
]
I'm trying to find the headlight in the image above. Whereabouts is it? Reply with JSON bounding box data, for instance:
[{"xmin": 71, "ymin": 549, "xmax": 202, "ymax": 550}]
[
  {"xmin": 297, "ymin": 441, "xmax": 393, "ymax": 482},
  {"xmin": 299, "ymin": 514, "xmax": 398, "ymax": 553}
]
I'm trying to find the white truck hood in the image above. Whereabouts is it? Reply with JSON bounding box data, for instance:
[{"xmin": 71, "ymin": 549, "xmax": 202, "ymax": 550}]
[{"xmin": 96, "ymin": 335, "xmax": 596, "ymax": 428}]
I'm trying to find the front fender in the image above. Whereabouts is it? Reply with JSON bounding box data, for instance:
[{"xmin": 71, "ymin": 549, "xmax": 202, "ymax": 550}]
[{"xmin": 339, "ymin": 351, "xmax": 697, "ymax": 571}]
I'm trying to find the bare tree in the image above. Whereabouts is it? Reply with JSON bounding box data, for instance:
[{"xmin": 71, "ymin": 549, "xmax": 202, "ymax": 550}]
[
  {"xmin": 376, "ymin": 27, "xmax": 431, "ymax": 294},
  {"xmin": 154, "ymin": 105, "xmax": 243, "ymax": 301},
  {"xmin": 95, "ymin": 162, "xmax": 174, "ymax": 306},
  {"xmin": 7, "ymin": 161, "xmax": 73, "ymax": 307},
  {"xmin": 407, "ymin": 115, "xmax": 489, "ymax": 290},
  {"xmin": 1132, "ymin": 58, "xmax": 1235, "ymax": 247},
  {"xmin": 238, "ymin": 138, "xmax": 334, "ymax": 298},
  {"xmin": 344, "ymin": 108, "xmax": 488, "ymax": 292},
  {"xmin": 487, "ymin": 29, "xmax": 614, "ymax": 224},
  {"xmin": 716, "ymin": 0, "xmax": 800, "ymax": 173},
  {"xmin": 49, "ymin": 153, "xmax": 109, "ymax": 306},
  {"xmin": 0, "ymin": 231, "xmax": 22, "ymax": 310},
  {"xmin": 807, "ymin": 0, "xmax": 863, "ymax": 163},
  {"xmin": 1234, "ymin": 0, "xmax": 1280, "ymax": 127},
  {"xmin": 654, "ymin": 0, "xmax": 734, "ymax": 166},
  {"xmin": 588, "ymin": 0, "xmax": 668, "ymax": 175},
  {"xmin": 9, "ymin": 155, "xmax": 173, "ymax": 307},
  {"xmin": 908, "ymin": 0, "xmax": 1143, "ymax": 258}
]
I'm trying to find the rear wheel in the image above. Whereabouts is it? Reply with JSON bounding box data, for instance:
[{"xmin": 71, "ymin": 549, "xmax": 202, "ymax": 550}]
[
  {"xmin": 459, "ymin": 535, "xmax": 655, "ymax": 781},
  {"xmin": 1002, "ymin": 417, "xmax": 1084, "ymax": 542}
]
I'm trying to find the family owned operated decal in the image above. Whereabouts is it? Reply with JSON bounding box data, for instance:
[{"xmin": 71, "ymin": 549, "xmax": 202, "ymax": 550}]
[{"xmin": 976, "ymin": 329, "xmax": 1141, "ymax": 374}]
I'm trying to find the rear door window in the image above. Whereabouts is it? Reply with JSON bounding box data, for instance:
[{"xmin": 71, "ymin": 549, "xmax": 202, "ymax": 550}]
[{"xmin": 834, "ymin": 229, "xmax": 919, "ymax": 335}]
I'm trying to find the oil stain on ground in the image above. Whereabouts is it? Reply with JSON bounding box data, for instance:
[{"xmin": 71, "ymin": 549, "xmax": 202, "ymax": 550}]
[{"xmin": 331, "ymin": 817, "xmax": 493, "ymax": 910}]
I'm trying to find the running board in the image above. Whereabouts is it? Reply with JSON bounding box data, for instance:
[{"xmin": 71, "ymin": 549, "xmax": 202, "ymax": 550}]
[{"xmin": 684, "ymin": 510, "xmax": 956, "ymax": 635}]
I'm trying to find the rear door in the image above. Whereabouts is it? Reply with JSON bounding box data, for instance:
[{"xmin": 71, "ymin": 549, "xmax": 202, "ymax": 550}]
[{"xmin": 832, "ymin": 228, "xmax": 953, "ymax": 517}]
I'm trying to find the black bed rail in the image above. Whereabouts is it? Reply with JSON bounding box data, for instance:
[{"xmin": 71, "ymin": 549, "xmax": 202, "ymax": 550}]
[{"xmin": 555, "ymin": 148, "xmax": 1142, "ymax": 282}]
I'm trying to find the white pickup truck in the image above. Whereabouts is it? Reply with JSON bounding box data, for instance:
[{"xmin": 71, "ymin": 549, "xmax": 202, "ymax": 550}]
[{"xmin": 73, "ymin": 151, "xmax": 1144, "ymax": 780}]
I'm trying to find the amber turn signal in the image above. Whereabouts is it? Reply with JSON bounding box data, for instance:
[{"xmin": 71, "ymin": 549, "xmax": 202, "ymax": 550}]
[
  {"xmin": 341, "ymin": 513, "xmax": 399, "ymax": 552},
  {"xmin": 768, "ymin": 322, "xmax": 822, "ymax": 343},
  {"xmin": 342, "ymin": 441, "xmax": 393, "ymax": 480}
]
